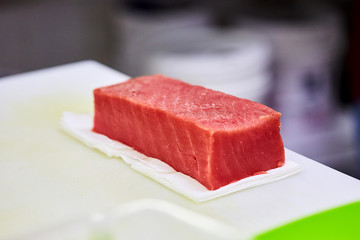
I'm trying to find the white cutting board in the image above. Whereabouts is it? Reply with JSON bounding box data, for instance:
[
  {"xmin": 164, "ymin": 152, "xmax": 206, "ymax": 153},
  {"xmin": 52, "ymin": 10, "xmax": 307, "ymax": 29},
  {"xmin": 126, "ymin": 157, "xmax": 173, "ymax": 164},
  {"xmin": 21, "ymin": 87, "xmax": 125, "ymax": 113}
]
[{"xmin": 1, "ymin": 61, "xmax": 360, "ymax": 239}]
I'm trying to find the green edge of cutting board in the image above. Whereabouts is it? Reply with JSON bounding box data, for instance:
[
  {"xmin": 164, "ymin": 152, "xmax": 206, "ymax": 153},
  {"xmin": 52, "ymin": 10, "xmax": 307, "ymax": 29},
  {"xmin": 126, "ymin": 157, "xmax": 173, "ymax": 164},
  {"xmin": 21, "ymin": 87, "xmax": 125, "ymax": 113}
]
[{"xmin": 254, "ymin": 201, "xmax": 360, "ymax": 240}]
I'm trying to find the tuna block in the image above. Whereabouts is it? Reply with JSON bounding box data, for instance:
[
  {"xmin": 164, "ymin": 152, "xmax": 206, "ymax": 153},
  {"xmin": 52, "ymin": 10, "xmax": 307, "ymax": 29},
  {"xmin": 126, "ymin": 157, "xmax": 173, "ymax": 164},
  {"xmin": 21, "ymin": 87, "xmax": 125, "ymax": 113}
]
[{"xmin": 93, "ymin": 74, "xmax": 285, "ymax": 190}]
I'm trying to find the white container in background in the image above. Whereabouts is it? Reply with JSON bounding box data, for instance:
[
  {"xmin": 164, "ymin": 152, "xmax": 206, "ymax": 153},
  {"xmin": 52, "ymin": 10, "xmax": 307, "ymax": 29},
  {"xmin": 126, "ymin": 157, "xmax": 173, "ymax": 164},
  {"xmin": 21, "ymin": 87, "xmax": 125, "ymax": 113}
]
[
  {"xmin": 143, "ymin": 27, "xmax": 274, "ymax": 104},
  {"xmin": 113, "ymin": 7, "xmax": 209, "ymax": 77}
]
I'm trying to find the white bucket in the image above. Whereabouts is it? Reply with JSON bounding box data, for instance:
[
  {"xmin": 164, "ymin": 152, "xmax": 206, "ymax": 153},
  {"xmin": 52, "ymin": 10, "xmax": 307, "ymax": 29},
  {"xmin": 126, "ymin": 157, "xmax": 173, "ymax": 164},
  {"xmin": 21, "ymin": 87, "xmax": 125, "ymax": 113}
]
[
  {"xmin": 113, "ymin": 8, "xmax": 209, "ymax": 76},
  {"xmin": 143, "ymin": 27, "xmax": 273, "ymax": 104}
]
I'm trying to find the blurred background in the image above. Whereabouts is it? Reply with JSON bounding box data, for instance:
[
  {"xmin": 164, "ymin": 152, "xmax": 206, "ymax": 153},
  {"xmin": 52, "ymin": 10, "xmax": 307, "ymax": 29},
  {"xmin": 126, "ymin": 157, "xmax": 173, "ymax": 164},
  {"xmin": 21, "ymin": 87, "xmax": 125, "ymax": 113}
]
[{"xmin": 0, "ymin": 0, "xmax": 359, "ymax": 179}]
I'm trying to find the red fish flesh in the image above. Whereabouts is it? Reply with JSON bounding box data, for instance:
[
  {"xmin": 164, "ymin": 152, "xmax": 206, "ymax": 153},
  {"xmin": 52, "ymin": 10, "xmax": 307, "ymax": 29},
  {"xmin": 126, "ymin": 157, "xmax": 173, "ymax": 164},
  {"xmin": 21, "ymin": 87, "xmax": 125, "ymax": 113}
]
[{"xmin": 93, "ymin": 74, "xmax": 285, "ymax": 190}]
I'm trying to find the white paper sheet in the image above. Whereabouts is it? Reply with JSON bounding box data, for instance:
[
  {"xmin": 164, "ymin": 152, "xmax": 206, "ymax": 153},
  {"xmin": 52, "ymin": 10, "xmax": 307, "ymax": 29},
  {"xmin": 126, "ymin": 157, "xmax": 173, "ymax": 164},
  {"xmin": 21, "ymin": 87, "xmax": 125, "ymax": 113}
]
[{"xmin": 60, "ymin": 112, "xmax": 302, "ymax": 202}]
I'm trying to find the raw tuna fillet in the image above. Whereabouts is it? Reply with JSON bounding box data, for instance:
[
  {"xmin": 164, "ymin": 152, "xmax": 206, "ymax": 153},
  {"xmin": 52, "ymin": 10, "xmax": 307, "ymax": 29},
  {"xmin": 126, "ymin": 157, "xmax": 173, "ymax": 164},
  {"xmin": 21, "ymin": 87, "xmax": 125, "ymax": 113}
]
[{"xmin": 93, "ymin": 74, "xmax": 285, "ymax": 190}]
